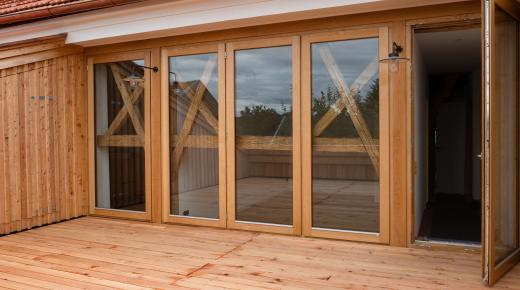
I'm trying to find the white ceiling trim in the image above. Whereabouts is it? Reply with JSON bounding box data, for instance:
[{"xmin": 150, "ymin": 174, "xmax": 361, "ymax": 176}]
[{"xmin": 0, "ymin": 0, "xmax": 470, "ymax": 47}]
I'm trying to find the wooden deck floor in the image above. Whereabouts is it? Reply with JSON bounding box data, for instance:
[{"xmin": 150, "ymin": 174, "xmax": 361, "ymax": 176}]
[{"xmin": 0, "ymin": 217, "xmax": 518, "ymax": 289}]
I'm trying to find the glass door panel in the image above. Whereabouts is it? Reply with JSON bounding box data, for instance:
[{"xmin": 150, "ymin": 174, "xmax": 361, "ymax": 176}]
[
  {"xmin": 161, "ymin": 44, "xmax": 226, "ymax": 227},
  {"xmin": 311, "ymin": 38, "xmax": 380, "ymax": 233},
  {"xmin": 90, "ymin": 51, "xmax": 151, "ymax": 220},
  {"xmin": 483, "ymin": 0, "xmax": 520, "ymax": 285},
  {"xmin": 493, "ymin": 5, "xmax": 518, "ymax": 266},
  {"xmin": 235, "ymin": 45, "xmax": 293, "ymax": 225},
  {"xmin": 169, "ymin": 53, "xmax": 219, "ymax": 219},
  {"xmin": 302, "ymin": 28, "xmax": 389, "ymax": 243},
  {"xmin": 226, "ymin": 37, "xmax": 301, "ymax": 234}
]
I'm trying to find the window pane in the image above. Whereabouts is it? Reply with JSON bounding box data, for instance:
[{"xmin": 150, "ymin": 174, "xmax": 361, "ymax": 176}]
[
  {"xmin": 493, "ymin": 7, "xmax": 519, "ymax": 266},
  {"xmin": 169, "ymin": 53, "xmax": 219, "ymax": 219},
  {"xmin": 311, "ymin": 38, "xmax": 380, "ymax": 232},
  {"xmin": 94, "ymin": 60, "xmax": 146, "ymax": 212},
  {"xmin": 234, "ymin": 46, "xmax": 293, "ymax": 225}
]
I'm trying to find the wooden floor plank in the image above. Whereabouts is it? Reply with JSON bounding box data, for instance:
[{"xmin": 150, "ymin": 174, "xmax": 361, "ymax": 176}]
[{"xmin": 0, "ymin": 216, "xmax": 518, "ymax": 289}]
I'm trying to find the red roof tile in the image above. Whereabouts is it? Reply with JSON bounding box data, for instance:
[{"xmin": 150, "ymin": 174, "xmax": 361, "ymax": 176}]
[
  {"xmin": 0, "ymin": 0, "xmax": 84, "ymax": 16},
  {"xmin": 0, "ymin": 0, "xmax": 144, "ymax": 26}
]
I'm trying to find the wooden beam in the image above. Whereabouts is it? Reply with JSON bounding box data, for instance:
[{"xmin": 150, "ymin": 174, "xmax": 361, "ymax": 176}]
[
  {"xmin": 97, "ymin": 135, "xmax": 143, "ymax": 147},
  {"xmin": 109, "ymin": 64, "xmax": 145, "ymax": 142},
  {"xmin": 104, "ymin": 83, "xmax": 144, "ymax": 137},
  {"xmin": 0, "ymin": 45, "xmax": 83, "ymax": 70},
  {"xmin": 170, "ymin": 134, "xmax": 370, "ymax": 153},
  {"xmin": 312, "ymin": 55, "xmax": 378, "ymax": 137},
  {"xmin": 315, "ymin": 46, "xmax": 380, "ymax": 174},
  {"xmin": 171, "ymin": 135, "xmax": 218, "ymax": 149},
  {"xmin": 176, "ymin": 81, "xmax": 218, "ymax": 132},
  {"xmin": 0, "ymin": 41, "xmax": 65, "ymax": 60}
]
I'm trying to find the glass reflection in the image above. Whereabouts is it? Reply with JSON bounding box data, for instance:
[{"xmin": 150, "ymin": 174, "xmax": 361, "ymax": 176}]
[
  {"xmin": 234, "ymin": 46, "xmax": 293, "ymax": 225},
  {"xmin": 94, "ymin": 60, "xmax": 146, "ymax": 212},
  {"xmin": 311, "ymin": 38, "xmax": 380, "ymax": 232},
  {"xmin": 169, "ymin": 53, "xmax": 220, "ymax": 219}
]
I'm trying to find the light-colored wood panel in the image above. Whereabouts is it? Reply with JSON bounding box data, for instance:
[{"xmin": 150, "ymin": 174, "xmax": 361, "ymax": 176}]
[
  {"xmin": 389, "ymin": 20, "xmax": 408, "ymax": 247},
  {"xmin": 0, "ymin": 46, "xmax": 83, "ymax": 70},
  {"xmin": 0, "ymin": 216, "xmax": 518, "ymax": 289},
  {"xmin": 0, "ymin": 54, "xmax": 88, "ymax": 235},
  {"xmin": 150, "ymin": 47, "xmax": 162, "ymax": 224}
]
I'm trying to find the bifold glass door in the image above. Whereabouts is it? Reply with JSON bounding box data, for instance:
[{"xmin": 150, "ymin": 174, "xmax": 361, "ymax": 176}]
[
  {"xmin": 89, "ymin": 51, "xmax": 151, "ymax": 220},
  {"xmin": 160, "ymin": 31, "xmax": 389, "ymax": 241},
  {"xmin": 302, "ymin": 28, "xmax": 390, "ymax": 243},
  {"xmin": 161, "ymin": 44, "xmax": 226, "ymax": 227},
  {"xmin": 483, "ymin": 0, "xmax": 520, "ymax": 285}
]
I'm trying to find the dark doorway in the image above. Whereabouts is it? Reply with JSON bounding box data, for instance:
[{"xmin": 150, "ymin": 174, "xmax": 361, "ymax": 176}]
[{"xmin": 413, "ymin": 27, "xmax": 481, "ymax": 244}]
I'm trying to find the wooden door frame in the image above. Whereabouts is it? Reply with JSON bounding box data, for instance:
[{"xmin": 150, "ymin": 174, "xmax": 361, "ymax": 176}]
[
  {"xmin": 160, "ymin": 43, "xmax": 227, "ymax": 228},
  {"xmin": 405, "ymin": 14, "xmax": 482, "ymax": 251},
  {"xmin": 225, "ymin": 36, "xmax": 302, "ymax": 235},
  {"xmin": 87, "ymin": 50, "xmax": 152, "ymax": 221},
  {"xmin": 484, "ymin": 0, "xmax": 520, "ymax": 284},
  {"xmin": 301, "ymin": 27, "xmax": 390, "ymax": 244}
]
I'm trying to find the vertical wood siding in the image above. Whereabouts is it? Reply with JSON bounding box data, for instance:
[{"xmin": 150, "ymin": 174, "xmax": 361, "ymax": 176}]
[{"xmin": 0, "ymin": 54, "xmax": 87, "ymax": 234}]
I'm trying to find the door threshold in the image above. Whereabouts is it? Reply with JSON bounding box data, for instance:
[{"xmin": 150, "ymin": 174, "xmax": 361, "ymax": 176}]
[{"xmin": 411, "ymin": 239, "xmax": 481, "ymax": 253}]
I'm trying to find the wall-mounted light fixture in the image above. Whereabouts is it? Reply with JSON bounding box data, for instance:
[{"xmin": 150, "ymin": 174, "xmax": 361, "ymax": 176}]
[
  {"xmin": 379, "ymin": 42, "xmax": 409, "ymax": 72},
  {"xmin": 170, "ymin": 71, "xmax": 182, "ymax": 95},
  {"xmin": 124, "ymin": 65, "xmax": 158, "ymax": 88},
  {"xmin": 124, "ymin": 74, "xmax": 144, "ymax": 88}
]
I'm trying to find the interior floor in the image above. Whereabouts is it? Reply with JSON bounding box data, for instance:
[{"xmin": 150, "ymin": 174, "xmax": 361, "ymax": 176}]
[
  {"xmin": 414, "ymin": 27, "xmax": 482, "ymax": 244},
  {"xmin": 418, "ymin": 193, "xmax": 481, "ymax": 243}
]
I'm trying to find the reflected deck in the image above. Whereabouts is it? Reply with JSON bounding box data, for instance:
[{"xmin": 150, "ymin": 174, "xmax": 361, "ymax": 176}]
[{"xmin": 174, "ymin": 177, "xmax": 379, "ymax": 232}]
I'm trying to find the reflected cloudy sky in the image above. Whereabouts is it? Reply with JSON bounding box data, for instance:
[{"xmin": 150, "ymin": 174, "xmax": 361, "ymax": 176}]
[
  {"xmin": 165, "ymin": 39, "xmax": 378, "ymax": 117},
  {"xmin": 169, "ymin": 53, "xmax": 219, "ymax": 99},
  {"xmin": 312, "ymin": 37, "xmax": 379, "ymax": 101},
  {"xmin": 235, "ymin": 46, "xmax": 292, "ymax": 115}
]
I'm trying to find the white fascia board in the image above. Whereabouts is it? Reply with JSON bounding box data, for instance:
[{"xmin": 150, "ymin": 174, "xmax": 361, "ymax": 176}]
[{"xmin": 0, "ymin": 0, "xmax": 468, "ymax": 47}]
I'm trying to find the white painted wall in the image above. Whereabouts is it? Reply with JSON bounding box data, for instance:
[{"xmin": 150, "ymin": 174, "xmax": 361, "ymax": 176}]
[
  {"xmin": 0, "ymin": 0, "xmax": 469, "ymax": 46},
  {"xmin": 413, "ymin": 39, "xmax": 428, "ymax": 236}
]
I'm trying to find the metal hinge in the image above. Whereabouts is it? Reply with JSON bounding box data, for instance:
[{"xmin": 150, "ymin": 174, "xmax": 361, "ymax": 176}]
[{"xmin": 224, "ymin": 51, "xmax": 227, "ymax": 59}]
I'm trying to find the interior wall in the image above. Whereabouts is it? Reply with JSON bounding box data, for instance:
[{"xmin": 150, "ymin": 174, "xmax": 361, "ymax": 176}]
[
  {"xmin": 413, "ymin": 36, "xmax": 429, "ymax": 236},
  {"xmin": 0, "ymin": 52, "xmax": 88, "ymax": 235}
]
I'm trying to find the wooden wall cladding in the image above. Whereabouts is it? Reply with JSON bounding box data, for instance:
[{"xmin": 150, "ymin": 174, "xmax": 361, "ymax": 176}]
[{"xmin": 0, "ymin": 53, "xmax": 88, "ymax": 235}]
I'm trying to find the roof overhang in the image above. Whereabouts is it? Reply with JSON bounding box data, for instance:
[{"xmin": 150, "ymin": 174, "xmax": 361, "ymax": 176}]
[{"xmin": 0, "ymin": 0, "xmax": 472, "ymax": 47}]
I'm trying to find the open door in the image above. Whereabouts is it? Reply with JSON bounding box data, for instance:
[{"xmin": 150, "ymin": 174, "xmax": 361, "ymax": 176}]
[{"xmin": 483, "ymin": 0, "xmax": 520, "ymax": 285}]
